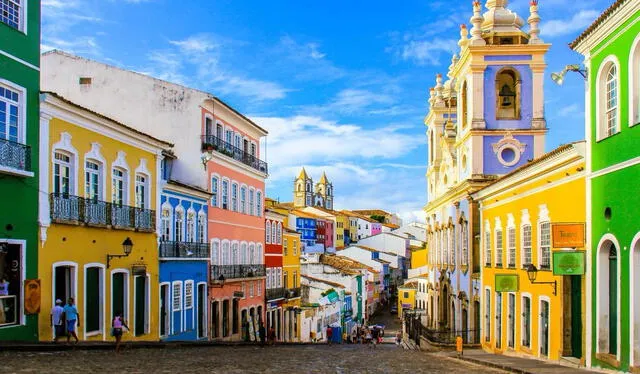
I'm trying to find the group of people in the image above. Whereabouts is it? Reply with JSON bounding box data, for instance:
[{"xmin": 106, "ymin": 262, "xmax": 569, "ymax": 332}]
[
  {"xmin": 257, "ymin": 323, "xmax": 277, "ymax": 347},
  {"xmin": 347, "ymin": 325, "xmax": 383, "ymax": 347},
  {"xmin": 50, "ymin": 297, "xmax": 128, "ymax": 353}
]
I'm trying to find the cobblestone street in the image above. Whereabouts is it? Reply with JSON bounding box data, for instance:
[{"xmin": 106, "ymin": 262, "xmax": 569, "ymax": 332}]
[{"xmin": 1, "ymin": 344, "xmax": 504, "ymax": 373}]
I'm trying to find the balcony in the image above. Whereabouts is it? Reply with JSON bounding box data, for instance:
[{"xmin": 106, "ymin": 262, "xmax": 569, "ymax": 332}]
[
  {"xmin": 0, "ymin": 138, "xmax": 31, "ymax": 176},
  {"xmin": 285, "ymin": 287, "xmax": 301, "ymax": 299},
  {"xmin": 159, "ymin": 241, "xmax": 210, "ymax": 259},
  {"xmin": 266, "ymin": 287, "xmax": 286, "ymax": 301},
  {"xmin": 50, "ymin": 193, "xmax": 155, "ymax": 232},
  {"xmin": 201, "ymin": 135, "xmax": 268, "ymax": 174},
  {"xmin": 209, "ymin": 264, "xmax": 266, "ymax": 283}
]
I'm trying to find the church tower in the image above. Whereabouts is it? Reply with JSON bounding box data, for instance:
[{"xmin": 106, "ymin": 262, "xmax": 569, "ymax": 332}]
[
  {"xmin": 293, "ymin": 168, "xmax": 313, "ymax": 208},
  {"xmin": 315, "ymin": 172, "xmax": 333, "ymax": 210}
]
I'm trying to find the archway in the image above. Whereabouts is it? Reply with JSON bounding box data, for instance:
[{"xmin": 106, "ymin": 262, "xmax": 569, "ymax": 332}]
[
  {"xmin": 632, "ymin": 234, "xmax": 640, "ymax": 365},
  {"xmin": 597, "ymin": 237, "xmax": 619, "ymax": 356}
]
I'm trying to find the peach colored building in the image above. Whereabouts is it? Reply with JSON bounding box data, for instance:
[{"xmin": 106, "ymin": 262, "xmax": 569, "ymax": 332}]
[{"xmin": 202, "ymin": 101, "xmax": 268, "ymax": 342}]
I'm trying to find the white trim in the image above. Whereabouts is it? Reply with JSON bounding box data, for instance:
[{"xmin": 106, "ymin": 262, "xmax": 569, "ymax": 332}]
[
  {"xmin": 595, "ymin": 55, "xmax": 621, "ymax": 142},
  {"xmin": 82, "ymin": 263, "xmax": 106, "ymax": 340},
  {"xmin": 538, "ymin": 295, "xmax": 551, "ymax": 358},
  {"xmin": 196, "ymin": 281, "xmax": 208, "ymax": 339},
  {"xmin": 0, "ymin": 78, "xmax": 27, "ymax": 145},
  {"xmin": 590, "ymin": 155, "xmax": 640, "ymax": 179},
  {"xmin": 584, "ymin": 56, "xmax": 593, "ymax": 369},
  {"xmin": 207, "ymin": 219, "xmax": 265, "ymax": 231},
  {"xmin": 51, "ymin": 132, "xmax": 79, "ymax": 195},
  {"xmin": 520, "ymin": 292, "xmax": 532, "ymax": 349},
  {"xmin": 0, "ymin": 239, "xmax": 27, "ymax": 329},
  {"xmin": 132, "ymin": 274, "xmax": 151, "ymax": 337},
  {"xmin": 537, "ymin": 205, "xmax": 550, "ymax": 268},
  {"xmin": 111, "ymin": 151, "xmax": 130, "ymax": 204},
  {"xmin": 631, "ymin": 232, "xmax": 640, "ymax": 367},
  {"xmin": 158, "ymin": 282, "xmax": 170, "ymax": 338},
  {"xmin": 629, "ymin": 33, "xmax": 640, "ymax": 127},
  {"xmin": 109, "ymin": 269, "xmax": 130, "ymax": 328},
  {"xmin": 51, "ymin": 260, "xmax": 78, "ymax": 336},
  {"xmin": 0, "ymin": 49, "xmax": 39, "ymax": 71},
  {"xmin": 594, "ymin": 233, "xmax": 622, "ymax": 361},
  {"xmin": 572, "ymin": 1, "xmax": 640, "ymax": 55}
]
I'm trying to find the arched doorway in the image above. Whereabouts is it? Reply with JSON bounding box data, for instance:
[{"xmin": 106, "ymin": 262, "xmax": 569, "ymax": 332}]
[
  {"xmin": 451, "ymin": 300, "xmax": 456, "ymax": 332},
  {"xmin": 597, "ymin": 238, "xmax": 618, "ymax": 356},
  {"xmin": 632, "ymin": 235, "xmax": 640, "ymax": 365},
  {"xmin": 441, "ymin": 285, "xmax": 449, "ymax": 329}
]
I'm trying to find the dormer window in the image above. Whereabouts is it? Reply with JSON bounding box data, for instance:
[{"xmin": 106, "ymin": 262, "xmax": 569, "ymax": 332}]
[{"xmin": 495, "ymin": 68, "xmax": 521, "ymax": 120}]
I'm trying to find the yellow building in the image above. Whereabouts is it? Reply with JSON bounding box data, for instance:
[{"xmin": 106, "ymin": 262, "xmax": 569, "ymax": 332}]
[
  {"xmin": 410, "ymin": 245, "xmax": 428, "ymax": 270},
  {"xmin": 398, "ymin": 281, "xmax": 417, "ymax": 320},
  {"xmin": 472, "ymin": 142, "xmax": 586, "ymax": 363},
  {"xmin": 38, "ymin": 93, "xmax": 172, "ymax": 341},
  {"xmin": 282, "ymin": 229, "xmax": 302, "ymax": 342},
  {"xmin": 335, "ymin": 213, "xmax": 349, "ymax": 249}
]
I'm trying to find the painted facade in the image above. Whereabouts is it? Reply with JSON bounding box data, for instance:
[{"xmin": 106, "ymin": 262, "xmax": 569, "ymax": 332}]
[
  {"xmin": 265, "ymin": 210, "xmax": 285, "ymax": 341},
  {"xmin": 282, "ymin": 229, "xmax": 302, "ymax": 342},
  {"xmin": 0, "ymin": 0, "xmax": 40, "ymax": 341},
  {"xmin": 473, "ymin": 143, "xmax": 586, "ymax": 363},
  {"xmin": 158, "ymin": 181, "xmax": 211, "ymax": 341},
  {"xmin": 570, "ymin": 1, "xmax": 640, "ymax": 370},
  {"xmin": 424, "ymin": 0, "xmax": 549, "ymax": 344},
  {"xmin": 38, "ymin": 93, "xmax": 171, "ymax": 342}
]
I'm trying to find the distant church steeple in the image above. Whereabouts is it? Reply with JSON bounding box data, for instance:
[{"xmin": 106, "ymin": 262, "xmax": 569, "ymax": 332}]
[{"xmin": 293, "ymin": 168, "xmax": 333, "ymax": 209}]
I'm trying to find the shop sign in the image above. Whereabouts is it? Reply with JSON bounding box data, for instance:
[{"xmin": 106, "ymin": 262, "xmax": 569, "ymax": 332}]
[
  {"xmin": 553, "ymin": 251, "xmax": 585, "ymax": 275},
  {"xmin": 24, "ymin": 279, "xmax": 41, "ymax": 314},
  {"xmin": 233, "ymin": 291, "xmax": 244, "ymax": 298},
  {"xmin": 552, "ymin": 223, "xmax": 585, "ymax": 248},
  {"xmin": 495, "ymin": 274, "xmax": 518, "ymax": 292}
]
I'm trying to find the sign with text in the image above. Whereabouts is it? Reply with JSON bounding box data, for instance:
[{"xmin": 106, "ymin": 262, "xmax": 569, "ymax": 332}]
[
  {"xmin": 552, "ymin": 223, "xmax": 585, "ymax": 248},
  {"xmin": 495, "ymin": 274, "xmax": 518, "ymax": 292},
  {"xmin": 553, "ymin": 251, "xmax": 585, "ymax": 275}
]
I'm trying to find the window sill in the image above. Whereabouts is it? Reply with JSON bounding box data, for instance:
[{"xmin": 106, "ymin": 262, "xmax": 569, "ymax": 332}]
[
  {"xmin": 0, "ymin": 165, "xmax": 34, "ymax": 178},
  {"xmin": 595, "ymin": 130, "xmax": 622, "ymax": 143}
]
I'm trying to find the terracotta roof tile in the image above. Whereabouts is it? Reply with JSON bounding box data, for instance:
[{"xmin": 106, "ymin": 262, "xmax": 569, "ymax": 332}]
[
  {"xmin": 569, "ymin": 0, "xmax": 627, "ymax": 50},
  {"xmin": 301, "ymin": 275, "xmax": 345, "ymax": 289}
]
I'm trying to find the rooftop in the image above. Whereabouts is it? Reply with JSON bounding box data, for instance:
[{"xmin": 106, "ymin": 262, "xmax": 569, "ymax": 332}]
[
  {"xmin": 569, "ymin": 0, "xmax": 627, "ymax": 49},
  {"xmin": 301, "ymin": 275, "xmax": 345, "ymax": 289}
]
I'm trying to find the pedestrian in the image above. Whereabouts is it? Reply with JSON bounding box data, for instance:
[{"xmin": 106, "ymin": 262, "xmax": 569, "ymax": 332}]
[
  {"xmin": 365, "ymin": 328, "xmax": 372, "ymax": 348},
  {"xmin": 63, "ymin": 297, "xmax": 80, "ymax": 344},
  {"xmin": 326, "ymin": 326, "xmax": 333, "ymax": 345},
  {"xmin": 112, "ymin": 312, "xmax": 129, "ymax": 354},
  {"xmin": 456, "ymin": 335, "xmax": 464, "ymax": 358},
  {"xmin": 268, "ymin": 326, "xmax": 276, "ymax": 346},
  {"xmin": 371, "ymin": 327, "xmax": 379, "ymax": 349},
  {"xmin": 351, "ymin": 327, "xmax": 357, "ymax": 344},
  {"xmin": 50, "ymin": 299, "xmax": 65, "ymax": 343},
  {"xmin": 395, "ymin": 330, "xmax": 402, "ymax": 345},
  {"xmin": 258, "ymin": 323, "xmax": 266, "ymax": 347}
]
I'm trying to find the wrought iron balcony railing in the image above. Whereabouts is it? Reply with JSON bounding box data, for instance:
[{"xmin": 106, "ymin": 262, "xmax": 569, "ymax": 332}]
[
  {"xmin": 159, "ymin": 241, "xmax": 210, "ymax": 259},
  {"xmin": 285, "ymin": 287, "xmax": 301, "ymax": 299},
  {"xmin": 201, "ymin": 135, "xmax": 268, "ymax": 174},
  {"xmin": 209, "ymin": 264, "xmax": 266, "ymax": 282},
  {"xmin": 266, "ymin": 287, "xmax": 286, "ymax": 301},
  {"xmin": 50, "ymin": 193, "xmax": 156, "ymax": 231},
  {"xmin": 0, "ymin": 138, "xmax": 31, "ymax": 173}
]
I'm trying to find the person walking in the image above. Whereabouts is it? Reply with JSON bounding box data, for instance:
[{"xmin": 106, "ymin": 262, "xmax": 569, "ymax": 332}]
[
  {"xmin": 395, "ymin": 330, "xmax": 402, "ymax": 345},
  {"xmin": 268, "ymin": 326, "xmax": 276, "ymax": 346},
  {"xmin": 326, "ymin": 326, "xmax": 333, "ymax": 345},
  {"xmin": 63, "ymin": 297, "xmax": 80, "ymax": 344},
  {"xmin": 258, "ymin": 323, "xmax": 266, "ymax": 347},
  {"xmin": 50, "ymin": 299, "xmax": 64, "ymax": 343},
  {"xmin": 371, "ymin": 327, "xmax": 379, "ymax": 349},
  {"xmin": 112, "ymin": 312, "xmax": 129, "ymax": 354}
]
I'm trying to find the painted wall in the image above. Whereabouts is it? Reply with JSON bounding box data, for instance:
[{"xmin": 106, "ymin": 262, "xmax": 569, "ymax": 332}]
[
  {"xmin": 482, "ymin": 135, "xmax": 535, "ymax": 174},
  {"xmin": 483, "ymin": 64, "xmax": 533, "ymax": 130}
]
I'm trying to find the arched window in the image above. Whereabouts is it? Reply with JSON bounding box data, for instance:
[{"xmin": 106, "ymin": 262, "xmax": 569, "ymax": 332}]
[
  {"xmin": 256, "ymin": 244, "xmax": 263, "ymax": 265},
  {"xmin": 186, "ymin": 209, "xmax": 196, "ymax": 242},
  {"xmin": 597, "ymin": 58, "xmax": 620, "ymax": 140},
  {"xmin": 175, "ymin": 207, "xmax": 184, "ymax": 242},
  {"xmin": 222, "ymin": 241, "xmax": 230, "ymax": 265},
  {"xmin": 240, "ymin": 243, "xmax": 247, "ymax": 264},
  {"xmin": 495, "ymin": 68, "xmax": 520, "ymax": 120},
  {"xmin": 161, "ymin": 204, "xmax": 172, "ymax": 241},
  {"xmin": 605, "ymin": 64, "xmax": 619, "ymax": 137},
  {"xmin": 135, "ymin": 174, "xmax": 149, "ymax": 209},
  {"xmin": 461, "ymin": 80, "xmax": 469, "ymax": 129},
  {"xmin": 211, "ymin": 239, "xmax": 220, "ymax": 265},
  {"xmin": 232, "ymin": 242, "xmax": 239, "ymax": 264},
  {"xmin": 53, "ymin": 151, "xmax": 73, "ymax": 196},
  {"xmin": 277, "ymin": 223, "xmax": 282, "ymax": 245},
  {"xmin": 271, "ymin": 221, "xmax": 277, "ymax": 244},
  {"xmin": 265, "ymin": 221, "xmax": 271, "ymax": 244},
  {"xmin": 240, "ymin": 186, "xmax": 247, "ymax": 214},
  {"xmin": 631, "ymin": 35, "xmax": 640, "ymax": 125},
  {"xmin": 197, "ymin": 211, "xmax": 206, "ymax": 243},
  {"xmin": 248, "ymin": 244, "xmax": 255, "ymax": 264},
  {"xmin": 111, "ymin": 168, "xmax": 127, "ymax": 205}
]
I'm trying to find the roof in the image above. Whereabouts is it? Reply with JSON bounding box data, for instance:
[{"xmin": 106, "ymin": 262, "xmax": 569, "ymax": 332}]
[
  {"xmin": 265, "ymin": 209, "xmax": 288, "ymax": 219},
  {"xmin": 320, "ymin": 254, "xmax": 378, "ymax": 274},
  {"xmin": 352, "ymin": 245, "xmax": 396, "ymax": 257},
  {"xmin": 306, "ymin": 205, "xmax": 347, "ymax": 218},
  {"xmin": 382, "ymin": 223, "xmax": 400, "ymax": 229},
  {"xmin": 291, "ymin": 210, "xmax": 320, "ymax": 219},
  {"xmin": 298, "ymin": 167, "xmax": 309, "ymax": 180},
  {"xmin": 409, "ymin": 245, "xmax": 426, "ymax": 251},
  {"xmin": 41, "ymin": 91, "xmax": 174, "ymax": 148},
  {"xmin": 340, "ymin": 210, "xmax": 377, "ymax": 223},
  {"xmin": 398, "ymin": 281, "xmax": 418, "ymax": 290},
  {"xmin": 166, "ymin": 179, "xmax": 212, "ymax": 197},
  {"xmin": 318, "ymin": 172, "xmax": 328, "ymax": 184},
  {"xmin": 283, "ymin": 228, "xmax": 301, "ymax": 235},
  {"xmin": 352, "ymin": 209, "xmax": 392, "ymax": 217},
  {"xmin": 373, "ymin": 258, "xmax": 391, "ymax": 265},
  {"xmin": 42, "ymin": 50, "xmax": 268, "ymax": 136},
  {"xmin": 301, "ymin": 275, "xmax": 345, "ymax": 289},
  {"xmin": 569, "ymin": 0, "xmax": 627, "ymax": 50}
]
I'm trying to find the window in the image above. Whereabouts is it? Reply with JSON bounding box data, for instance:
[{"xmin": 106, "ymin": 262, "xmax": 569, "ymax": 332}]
[
  {"xmin": 161, "ymin": 206, "xmax": 171, "ymax": 241},
  {"xmin": 231, "ymin": 183, "xmax": 238, "ymax": 211},
  {"xmin": 240, "ymin": 243, "xmax": 247, "ymax": 264},
  {"xmin": 211, "ymin": 240, "xmax": 220, "ymax": 265},
  {"xmin": 112, "ymin": 169, "xmax": 126, "ymax": 205},
  {"xmin": 277, "ymin": 223, "xmax": 282, "ymax": 245},
  {"xmin": 522, "ymin": 295, "xmax": 531, "ymax": 347},
  {"xmin": 461, "ymin": 221, "xmax": 469, "ymax": 266},
  {"xmin": 495, "ymin": 68, "xmax": 520, "ymax": 120},
  {"xmin": 222, "ymin": 242, "xmax": 230, "ymax": 265},
  {"xmin": 449, "ymin": 226, "xmax": 455, "ymax": 267},
  {"xmin": 221, "ymin": 180, "xmax": 229, "ymax": 210},
  {"xmin": 605, "ymin": 64, "xmax": 618, "ymax": 137},
  {"xmin": 249, "ymin": 281, "xmax": 254, "ymax": 297},
  {"xmin": 0, "ymin": 0, "xmax": 22, "ymax": 31},
  {"xmin": 277, "ymin": 268, "xmax": 282, "ymax": 287},
  {"xmin": 539, "ymin": 222, "xmax": 551, "ymax": 269},
  {"xmin": 256, "ymin": 191, "xmax": 262, "ymax": 216},
  {"xmin": 0, "ymin": 85, "xmax": 20, "ymax": 143},
  {"xmin": 240, "ymin": 186, "xmax": 247, "ymax": 214},
  {"xmin": 266, "ymin": 268, "xmax": 271, "ymax": 289},
  {"xmin": 231, "ymin": 242, "xmax": 238, "ymax": 264},
  {"xmin": 85, "ymin": 161, "xmax": 101, "ymax": 201},
  {"xmin": 293, "ymin": 240, "xmax": 297, "ymax": 255},
  {"xmin": 485, "ymin": 289, "xmax": 491, "ymax": 342},
  {"xmin": 266, "ymin": 221, "xmax": 271, "ymax": 244},
  {"xmin": 507, "ymin": 226, "xmax": 516, "ymax": 268},
  {"xmin": 257, "ymin": 244, "xmax": 263, "ymax": 264},
  {"xmin": 257, "ymin": 280, "xmax": 261, "ymax": 296},
  {"xmin": 461, "ymin": 81, "xmax": 468, "ymax": 129},
  {"xmin": 185, "ymin": 282, "xmax": 193, "ymax": 310},
  {"xmin": 175, "ymin": 208, "xmax": 184, "ymax": 242},
  {"xmin": 249, "ymin": 189, "xmax": 255, "ymax": 215},
  {"xmin": 283, "ymin": 238, "xmax": 288, "ymax": 256},
  {"xmin": 186, "ymin": 211, "xmax": 196, "ymax": 242},
  {"xmin": 172, "ymin": 282, "xmax": 182, "ymax": 312},
  {"xmin": 293, "ymin": 271, "xmax": 298, "ymax": 287},
  {"xmin": 283, "ymin": 271, "xmax": 288, "ymax": 289},
  {"xmin": 135, "ymin": 174, "xmax": 147, "ymax": 209},
  {"xmin": 225, "ymin": 130, "xmax": 233, "ymax": 145},
  {"xmin": 198, "ymin": 212, "xmax": 206, "ymax": 243},
  {"xmin": 235, "ymin": 134, "xmax": 241, "ymax": 150},
  {"xmin": 631, "ymin": 38, "xmax": 640, "ymax": 125},
  {"xmin": 597, "ymin": 59, "xmax": 620, "ymax": 140},
  {"xmin": 53, "ymin": 152, "xmax": 72, "ymax": 195},
  {"xmin": 271, "ymin": 222, "xmax": 276, "ymax": 245},
  {"xmin": 211, "ymin": 176, "xmax": 218, "ymax": 207},
  {"xmin": 249, "ymin": 244, "xmax": 255, "ymax": 264},
  {"xmin": 250, "ymin": 142, "xmax": 256, "ymax": 157},
  {"xmin": 495, "ymin": 228, "xmax": 503, "ymax": 268},
  {"xmin": 0, "ymin": 243, "xmax": 23, "ymax": 327},
  {"xmin": 522, "ymin": 224, "xmax": 532, "ymax": 267}
]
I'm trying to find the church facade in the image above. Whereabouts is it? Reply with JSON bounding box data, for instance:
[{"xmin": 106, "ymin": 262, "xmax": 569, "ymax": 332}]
[{"xmin": 293, "ymin": 168, "xmax": 334, "ymax": 210}]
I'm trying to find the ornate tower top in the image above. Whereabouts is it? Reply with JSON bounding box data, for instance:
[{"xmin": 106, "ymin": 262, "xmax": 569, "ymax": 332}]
[
  {"xmin": 482, "ymin": 0, "xmax": 525, "ymax": 35},
  {"xmin": 318, "ymin": 171, "xmax": 329, "ymax": 184},
  {"xmin": 297, "ymin": 167, "xmax": 309, "ymax": 180}
]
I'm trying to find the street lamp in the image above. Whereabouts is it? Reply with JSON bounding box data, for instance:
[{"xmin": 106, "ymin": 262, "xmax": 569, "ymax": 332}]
[
  {"xmin": 107, "ymin": 237, "xmax": 134, "ymax": 268},
  {"xmin": 525, "ymin": 263, "xmax": 557, "ymax": 295},
  {"xmin": 551, "ymin": 64, "xmax": 587, "ymax": 85},
  {"xmin": 201, "ymin": 152, "xmax": 214, "ymax": 170}
]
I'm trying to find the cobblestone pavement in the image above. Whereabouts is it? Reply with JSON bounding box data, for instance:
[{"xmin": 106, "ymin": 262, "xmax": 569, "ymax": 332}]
[{"xmin": 1, "ymin": 344, "xmax": 505, "ymax": 374}]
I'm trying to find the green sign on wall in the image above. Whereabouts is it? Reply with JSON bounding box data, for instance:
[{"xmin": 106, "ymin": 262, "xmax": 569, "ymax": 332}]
[
  {"xmin": 552, "ymin": 251, "xmax": 585, "ymax": 275},
  {"xmin": 495, "ymin": 274, "xmax": 518, "ymax": 292}
]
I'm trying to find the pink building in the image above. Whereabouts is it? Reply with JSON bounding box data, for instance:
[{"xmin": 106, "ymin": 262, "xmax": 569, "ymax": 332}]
[
  {"xmin": 371, "ymin": 222, "xmax": 382, "ymax": 236},
  {"xmin": 203, "ymin": 100, "xmax": 268, "ymax": 342}
]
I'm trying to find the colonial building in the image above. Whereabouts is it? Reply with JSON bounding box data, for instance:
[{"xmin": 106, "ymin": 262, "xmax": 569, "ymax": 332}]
[
  {"xmin": 424, "ymin": 0, "xmax": 549, "ymax": 344},
  {"xmin": 473, "ymin": 142, "xmax": 586, "ymax": 364},
  {"xmin": 293, "ymin": 168, "xmax": 333, "ymax": 210},
  {"xmin": 265, "ymin": 209, "xmax": 285, "ymax": 341},
  {"xmin": 0, "ymin": 0, "xmax": 40, "ymax": 341},
  {"xmin": 38, "ymin": 92, "xmax": 171, "ymax": 341},
  {"xmin": 282, "ymin": 228, "xmax": 302, "ymax": 342},
  {"xmin": 570, "ymin": 1, "xmax": 640, "ymax": 371}
]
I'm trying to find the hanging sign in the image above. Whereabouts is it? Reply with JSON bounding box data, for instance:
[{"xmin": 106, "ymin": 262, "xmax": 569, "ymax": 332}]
[
  {"xmin": 553, "ymin": 251, "xmax": 585, "ymax": 275},
  {"xmin": 495, "ymin": 274, "xmax": 518, "ymax": 292},
  {"xmin": 24, "ymin": 279, "xmax": 41, "ymax": 314},
  {"xmin": 551, "ymin": 223, "xmax": 585, "ymax": 248}
]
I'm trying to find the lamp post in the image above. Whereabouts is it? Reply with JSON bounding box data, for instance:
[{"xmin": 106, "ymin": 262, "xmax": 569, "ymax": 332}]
[
  {"xmin": 525, "ymin": 263, "xmax": 557, "ymax": 295},
  {"xmin": 106, "ymin": 237, "xmax": 134, "ymax": 268},
  {"xmin": 551, "ymin": 64, "xmax": 587, "ymax": 85},
  {"xmin": 201, "ymin": 152, "xmax": 214, "ymax": 170}
]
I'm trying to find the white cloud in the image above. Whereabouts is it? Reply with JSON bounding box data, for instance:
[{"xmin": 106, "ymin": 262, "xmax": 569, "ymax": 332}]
[
  {"xmin": 558, "ymin": 103, "xmax": 583, "ymax": 117},
  {"xmin": 41, "ymin": 0, "xmax": 103, "ymax": 56},
  {"xmin": 542, "ymin": 10, "xmax": 600, "ymax": 37},
  {"xmin": 330, "ymin": 89, "xmax": 395, "ymax": 114},
  {"xmin": 169, "ymin": 35, "xmax": 218, "ymax": 53},
  {"xmin": 400, "ymin": 38, "xmax": 458, "ymax": 66},
  {"xmin": 275, "ymin": 36, "xmax": 346, "ymax": 82}
]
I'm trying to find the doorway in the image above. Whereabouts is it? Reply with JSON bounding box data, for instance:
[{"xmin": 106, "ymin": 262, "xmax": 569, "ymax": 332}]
[
  {"xmin": 508, "ymin": 293, "xmax": 515, "ymax": 349},
  {"xmin": 134, "ymin": 276, "xmax": 147, "ymax": 336},
  {"xmin": 540, "ymin": 299, "xmax": 550, "ymax": 356},
  {"xmin": 462, "ymin": 308, "xmax": 468, "ymax": 343},
  {"xmin": 496, "ymin": 292, "xmax": 502, "ymax": 349},
  {"xmin": 54, "ymin": 265, "xmax": 76, "ymax": 334},
  {"xmin": 211, "ymin": 301, "xmax": 219, "ymax": 338},
  {"xmin": 197, "ymin": 284, "xmax": 206, "ymax": 339},
  {"xmin": 160, "ymin": 284, "xmax": 169, "ymax": 337}
]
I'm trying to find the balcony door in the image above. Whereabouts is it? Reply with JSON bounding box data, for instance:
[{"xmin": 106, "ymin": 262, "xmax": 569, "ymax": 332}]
[
  {"xmin": 160, "ymin": 284, "xmax": 169, "ymax": 337},
  {"xmin": 197, "ymin": 284, "xmax": 206, "ymax": 339}
]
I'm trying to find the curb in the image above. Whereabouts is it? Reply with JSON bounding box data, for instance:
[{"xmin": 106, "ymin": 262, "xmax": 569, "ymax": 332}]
[{"xmin": 453, "ymin": 355, "xmax": 530, "ymax": 374}]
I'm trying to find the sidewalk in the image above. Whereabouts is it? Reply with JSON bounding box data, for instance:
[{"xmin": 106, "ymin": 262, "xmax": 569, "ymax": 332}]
[{"xmin": 447, "ymin": 349, "xmax": 602, "ymax": 374}]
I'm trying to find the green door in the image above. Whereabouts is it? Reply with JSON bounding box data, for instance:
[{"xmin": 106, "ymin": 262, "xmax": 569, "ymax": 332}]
[
  {"xmin": 135, "ymin": 276, "xmax": 146, "ymax": 336},
  {"xmin": 112, "ymin": 273, "xmax": 125, "ymax": 320},
  {"xmin": 609, "ymin": 246, "xmax": 617, "ymax": 355},
  {"xmin": 86, "ymin": 267, "xmax": 100, "ymax": 333},
  {"xmin": 570, "ymin": 275, "xmax": 582, "ymax": 358}
]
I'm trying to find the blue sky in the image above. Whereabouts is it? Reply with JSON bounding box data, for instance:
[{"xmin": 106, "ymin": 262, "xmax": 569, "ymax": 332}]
[{"xmin": 41, "ymin": 0, "xmax": 611, "ymax": 222}]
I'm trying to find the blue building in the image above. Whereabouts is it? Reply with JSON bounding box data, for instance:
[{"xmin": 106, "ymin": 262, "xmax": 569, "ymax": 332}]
[
  {"xmin": 158, "ymin": 179, "xmax": 211, "ymax": 341},
  {"xmin": 293, "ymin": 212, "xmax": 322, "ymax": 253}
]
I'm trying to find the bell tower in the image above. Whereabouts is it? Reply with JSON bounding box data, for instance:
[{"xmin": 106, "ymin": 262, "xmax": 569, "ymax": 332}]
[
  {"xmin": 293, "ymin": 167, "xmax": 313, "ymax": 208},
  {"xmin": 315, "ymin": 172, "xmax": 333, "ymax": 210}
]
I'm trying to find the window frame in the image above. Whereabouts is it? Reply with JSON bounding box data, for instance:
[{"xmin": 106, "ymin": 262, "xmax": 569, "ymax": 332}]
[
  {"xmin": 135, "ymin": 173, "xmax": 149, "ymax": 209},
  {"xmin": 160, "ymin": 203, "xmax": 172, "ymax": 241},
  {"xmin": 231, "ymin": 182, "xmax": 238, "ymax": 212},
  {"xmin": 53, "ymin": 151, "xmax": 73, "ymax": 195},
  {"xmin": 495, "ymin": 226, "xmax": 503, "ymax": 268},
  {"xmin": 266, "ymin": 221, "xmax": 271, "ymax": 244},
  {"xmin": 596, "ymin": 56, "xmax": 621, "ymax": 141},
  {"xmin": 211, "ymin": 175, "xmax": 219, "ymax": 207},
  {"xmin": 111, "ymin": 168, "xmax": 127, "ymax": 205},
  {"xmin": 221, "ymin": 179, "xmax": 229, "ymax": 210},
  {"xmin": 0, "ymin": 0, "xmax": 24, "ymax": 32},
  {"xmin": 174, "ymin": 206, "xmax": 185, "ymax": 242},
  {"xmin": 0, "ymin": 81, "xmax": 25, "ymax": 144},
  {"xmin": 84, "ymin": 160, "xmax": 102, "ymax": 201},
  {"xmin": 629, "ymin": 34, "xmax": 640, "ymax": 127}
]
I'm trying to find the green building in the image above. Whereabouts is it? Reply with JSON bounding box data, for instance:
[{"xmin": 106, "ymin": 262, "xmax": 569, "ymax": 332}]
[
  {"xmin": 0, "ymin": 0, "xmax": 41, "ymax": 341},
  {"xmin": 571, "ymin": 0, "xmax": 640, "ymax": 371}
]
